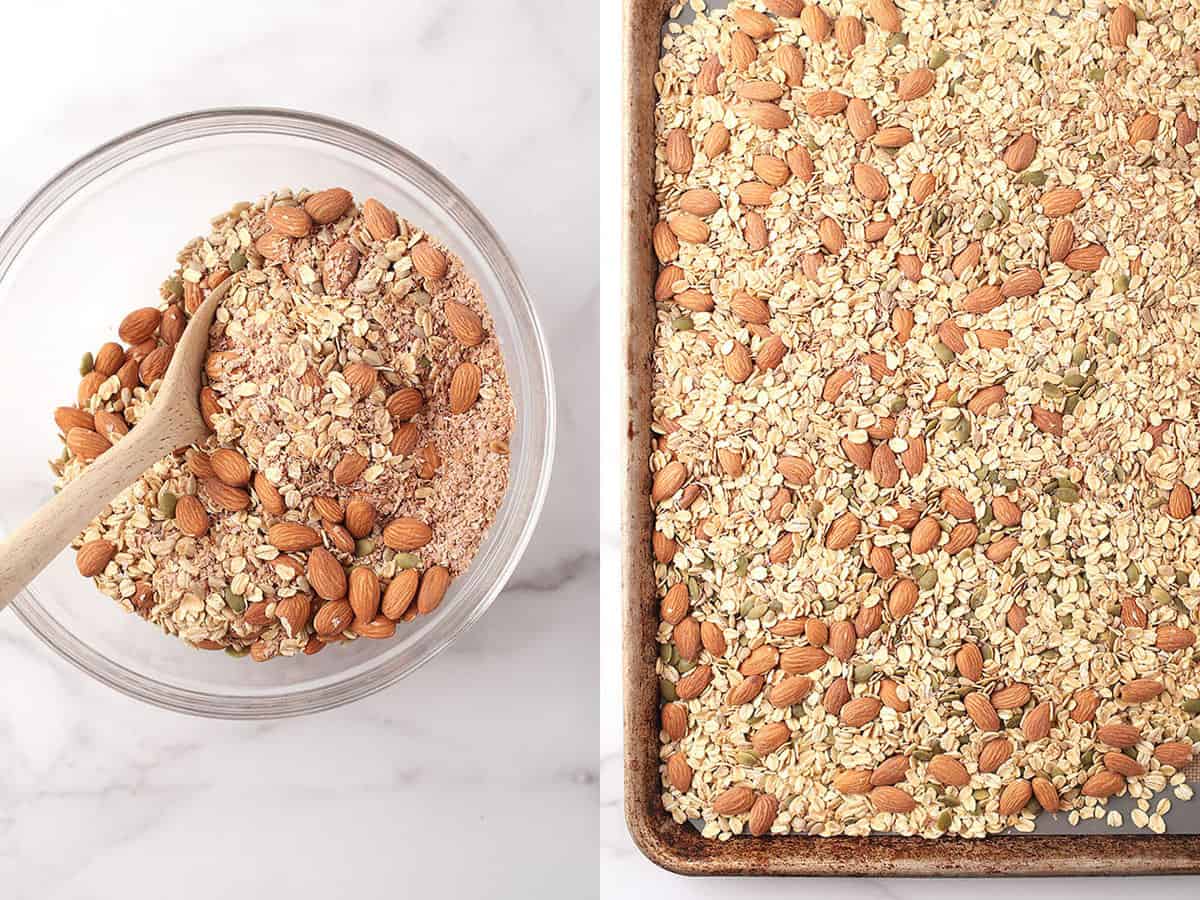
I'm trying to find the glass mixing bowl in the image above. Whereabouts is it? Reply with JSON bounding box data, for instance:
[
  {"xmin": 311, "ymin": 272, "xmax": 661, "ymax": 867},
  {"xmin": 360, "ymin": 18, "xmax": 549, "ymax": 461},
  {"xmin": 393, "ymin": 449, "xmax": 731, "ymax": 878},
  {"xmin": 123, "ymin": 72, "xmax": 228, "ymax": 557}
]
[{"xmin": 0, "ymin": 109, "xmax": 555, "ymax": 717}]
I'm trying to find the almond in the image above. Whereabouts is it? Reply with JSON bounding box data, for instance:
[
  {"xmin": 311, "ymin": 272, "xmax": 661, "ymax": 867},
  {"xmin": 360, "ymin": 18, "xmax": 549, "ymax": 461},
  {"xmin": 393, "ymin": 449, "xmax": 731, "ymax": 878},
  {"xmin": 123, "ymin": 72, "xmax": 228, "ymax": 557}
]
[
  {"xmin": 448, "ymin": 361, "xmax": 483, "ymax": 414},
  {"xmin": 1070, "ymin": 688, "xmax": 1101, "ymax": 723},
  {"xmin": 896, "ymin": 253, "xmax": 922, "ymax": 282},
  {"xmin": 869, "ymin": 785, "xmax": 915, "ymax": 814},
  {"xmin": 776, "ymin": 45, "xmax": 805, "ymax": 87},
  {"xmin": 323, "ymin": 238, "xmax": 361, "ymax": 292},
  {"xmin": 1154, "ymin": 742, "xmax": 1194, "ymax": 768},
  {"xmin": 249, "ymin": 471, "xmax": 284, "ymax": 517},
  {"xmin": 822, "ymin": 367, "xmax": 854, "ymax": 402},
  {"xmin": 382, "ymin": 517, "xmax": 433, "ymax": 551},
  {"xmin": 747, "ymin": 793, "xmax": 778, "ymax": 836},
  {"xmin": 928, "ymin": 754, "xmax": 970, "ymax": 787},
  {"xmin": 897, "ymin": 67, "xmax": 935, "ymax": 101},
  {"xmin": 1176, "ymin": 110, "xmax": 1198, "ymax": 147},
  {"xmin": 414, "ymin": 564, "xmax": 450, "ymax": 615},
  {"xmin": 210, "ymin": 448, "xmax": 251, "ymax": 487},
  {"xmin": 1032, "ymin": 777, "xmax": 1060, "ymax": 812},
  {"xmin": 888, "ymin": 578, "xmax": 919, "ymax": 618},
  {"xmin": 55, "ymin": 406, "xmax": 95, "ymax": 435},
  {"xmin": 1041, "ymin": 187, "xmax": 1082, "ymax": 217},
  {"xmin": 172, "ymin": 494, "xmax": 209, "ymax": 538},
  {"xmin": 343, "ymin": 497, "xmax": 376, "ymax": 539},
  {"xmin": 751, "ymin": 721, "xmax": 792, "ymax": 756},
  {"xmin": 785, "ymin": 147, "xmax": 814, "ymax": 184},
  {"xmin": 740, "ymin": 644, "xmax": 780, "ymax": 677},
  {"xmin": 959, "ymin": 284, "xmax": 1004, "ymax": 314},
  {"xmin": 824, "ymin": 512, "xmax": 860, "ymax": 550},
  {"xmin": 828, "ymin": 621, "xmax": 856, "ymax": 661},
  {"xmin": 303, "ymin": 546, "xmax": 345, "ymax": 602},
  {"xmin": 1128, "ymin": 112, "xmax": 1160, "ymax": 146},
  {"xmin": 353, "ymin": 615, "xmax": 395, "ymax": 640},
  {"xmin": 138, "ymin": 345, "xmax": 173, "ymax": 385},
  {"xmin": 1120, "ymin": 677, "xmax": 1164, "ymax": 703},
  {"xmin": 736, "ymin": 180, "xmax": 774, "ymax": 206},
  {"xmin": 967, "ymin": 384, "xmax": 1007, "ymax": 416},
  {"xmin": 840, "ymin": 697, "xmax": 882, "ymax": 728},
  {"xmin": 1109, "ymin": 3, "xmax": 1136, "ymax": 48},
  {"xmin": 841, "ymin": 436, "xmax": 873, "ymax": 470},
  {"xmin": 347, "ymin": 566, "xmax": 381, "ymax": 623},
  {"xmin": 67, "ymin": 426, "xmax": 110, "ymax": 462},
  {"xmin": 852, "ymin": 163, "xmax": 889, "ymax": 202},
  {"xmin": 651, "ymin": 461, "xmax": 687, "ymax": 503},
  {"xmin": 807, "ymin": 90, "xmax": 848, "ymax": 119},
  {"xmin": 695, "ymin": 54, "xmax": 722, "ymax": 95},
  {"xmin": 867, "ymin": 0, "xmax": 901, "ymax": 32},
  {"xmin": 1167, "ymin": 481, "xmax": 1194, "ymax": 519},
  {"xmin": 118, "ymin": 307, "xmax": 161, "ymax": 344},
  {"xmin": 978, "ymin": 737, "xmax": 1013, "ymax": 773},
  {"xmin": 804, "ymin": 619, "xmax": 828, "ymax": 647},
  {"xmin": 332, "ymin": 449, "xmax": 369, "ymax": 486},
  {"xmin": 678, "ymin": 188, "xmax": 720, "ymax": 217},
  {"xmin": 879, "ymin": 679, "xmax": 909, "ymax": 712},
  {"xmin": 945, "ymin": 521, "xmax": 977, "ymax": 554},
  {"xmin": 954, "ymin": 642, "xmax": 984, "ymax": 681},
  {"xmin": 901, "ymin": 435, "xmax": 926, "ymax": 475},
  {"xmin": 799, "ymin": 3, "xmax": 829, "ymax": 40},
  {"xmin": 736, "ymin": 80, "xmax": 784, "ymax": 102},
  {"xmin": 743, "ymin": 212, "xmax": 769, "ymax": 252},
  {"xmin": 976, "ymin": 328, "xmax": 1011, "ymax": 349},
  {"xmin": 777, "ymin": 455, "xmax": 815, "ymax": 485},
  {"xmin": 985, "ymin": 535, "xmax": 1019, "ymax": 563},
  {"xmin": 868, "ymin": 544, "xmax": 896, "ymax": 578},
  {"xmin": 160, "ymin": 306, "xmax": 186, "ymax": 344},
  {"xmin": 676, "ymin": 665, "xmax": 713, "ymax": 702},
  {"xmin": 965, "ymin": 692, "xmax": 1001, "ymax": 731},
  {"xmin": 730, "ymin": 291, "xmax": 770, "ymax": 325},
  {"xmin": 846, "ymin": 98, "xmax": 877, "ymax": 141},
  {"xmin": 998, "ymin": 780, "xmax": 1033, "ymax": 816},
  {"xmin": 822, "ymin": 676, "xmax": 851, "ymax": 714},
  {"xmin": 991, "ymin": 683, "xmax": 1031, "ymax": 710},
  {"xmin": 910, "ymin": 516, "xmax": 941, "ymax": 554},
  {"xmin": 726, "ymin": 675, "xmax": 764, "ymax": 706},
  {"xmin": 266, "ymin": 204, "xmax": 312, "ymax": 237},
  {"xmin": 661, "ymin": 703, "xmax": 688, "ymax": 742},
  {"xmin": 940, "ymin": 486, "xmax": 974, "ymax": 520},
  {"xmin": 818, "ymin": 216, "xmax": 845, "ymax": 253},
  {"xmin": 1096, "ymin": 722, "xmax": 1142, "ymax": 749},
  {"xmin": 1104, "ymin": 751, "xmax": 1146, "ymax": 777},
  {"xmin": 834, "ymin": 769, "xmax": 873, "ymax": 795},
  {"xmin": 75, "ymin": 539, "xmax": 115, "ymax": 577},
  {"xmin": 874, "ymin": 125, "xmax": 913, "ymax": 148},
  {"xmin": 664, "ymin": 127, "xmax": 693, "ymax": 175},
  {"xmin": 385, "ymin": 387, "xmax": 425, "ymax": 422},
  {"xmin": 268, "ymin": 522, "xmax": 321, "ymax": 552},
  {"xmin": 868, "ymin": 216, "xmax": 896, "ymax": 243},
  {"xmin": 747, "ymin": 101, "xmax": 790, "ymax": 130},
  {"xmin": 668, "ymin": 212, "xmax": 709, "ymax": 244},
  {"xmin": 1022, "ymin": 701, "xmax": 1053, "ymax": 742},
  {"xmin": 1001, "ymin": 267, "xmax": 1043, "ymax": 298},
  {"xmin": 1155, "ymin": 625, "xmax": 1196, "ymax": 651},
  {"xmin": 723, "ymin": 342, "xmax": 753, "ymax": 383},
  {"xmin": 835, "ymin": 15, "xmax": 865, "ymax": 55},
  {"xmin": 199, "ymin": 385, "xmax": 220, "ymax": 428},
  {"xmin": 780, "ymin": 646, "xmax": 829, "ymax": 675},
  {"xmin": 698, "ymin": 620, "xmax": 726, "ymax": 657},
  {"xmin": 1003, "ymin": 132, "xmax": 1038, "ymax": 172},
  {"xmin": 304, "ymin": 187, "xmax": 353, "ymax": 224},
  {"xmin": 1064, "ymin": 243, "xmax": 1107, "ymax": 272},
  {"xmin": 204, "ymin": 479, "xmax": 250, "ymax": 512},
  {"xmin": 361, "ymin": 198, "xmax": 398, "ymax": 241},
  {"xmin": 1048, "ymin": 219, "xmax": 1075, "ymax": 262},
  {"xmin": 768, "ymin": 675, "xmax": 813, "ymax": 708},
  {"xmin": 870, "ymin": 754, "xmax": 909, "ymax": 787},
  {"xmin": 712, "ymin": 784, "xmax": 756, "ymax": 817},
  {"xmin": 275, "ymin": 594, "xmax": 312, "ymax": 637},
  {"xmin": 870, "ymin": 443, "xmax": 900, "ymax": 488},
  {"xmin": 1081, "ymin": 770, "xmax": 1125, "ymax": 798},
  {"xmin": 701, "ymin": 123, "xmax": 730, "ymax": 158},
  {"xmin": 1031, "ymin": 405, "xmax": 1064, "ymax": 437},
  {"xmin": 314, "ymin": 598, "xmax": 353, "ymax": 636}
]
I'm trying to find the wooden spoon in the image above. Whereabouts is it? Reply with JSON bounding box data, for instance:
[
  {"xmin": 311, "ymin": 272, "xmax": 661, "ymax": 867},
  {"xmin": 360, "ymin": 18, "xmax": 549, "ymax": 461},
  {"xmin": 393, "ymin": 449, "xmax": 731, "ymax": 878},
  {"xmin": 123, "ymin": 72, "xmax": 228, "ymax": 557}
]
[{"xmin": 0, "ymin": 280, "xmax": 231, "ymax": 612}]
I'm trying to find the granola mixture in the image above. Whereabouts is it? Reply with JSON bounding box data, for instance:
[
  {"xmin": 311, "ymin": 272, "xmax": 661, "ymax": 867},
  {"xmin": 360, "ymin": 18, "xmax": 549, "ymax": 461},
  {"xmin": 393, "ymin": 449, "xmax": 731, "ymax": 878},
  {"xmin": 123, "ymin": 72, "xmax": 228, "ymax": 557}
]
[
  {"xmin": 53, "ymin": 189, "xmax": 513, "ymax": 660},
  {"xmin": 651, "ymin": 0, "xmax": 1200, "ymax": 839}
]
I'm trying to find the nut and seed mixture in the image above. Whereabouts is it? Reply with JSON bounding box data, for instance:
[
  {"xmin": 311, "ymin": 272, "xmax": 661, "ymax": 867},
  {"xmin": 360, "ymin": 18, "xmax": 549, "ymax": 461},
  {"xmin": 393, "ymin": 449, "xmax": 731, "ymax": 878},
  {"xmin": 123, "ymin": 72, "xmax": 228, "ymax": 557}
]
[
  {"xmin": 53, "ymin": 189, "xmax": 513, "ymax": 661},
  {"xmin": 650, "ymin": 0, "xmax": 1200, "ymax": 839}
]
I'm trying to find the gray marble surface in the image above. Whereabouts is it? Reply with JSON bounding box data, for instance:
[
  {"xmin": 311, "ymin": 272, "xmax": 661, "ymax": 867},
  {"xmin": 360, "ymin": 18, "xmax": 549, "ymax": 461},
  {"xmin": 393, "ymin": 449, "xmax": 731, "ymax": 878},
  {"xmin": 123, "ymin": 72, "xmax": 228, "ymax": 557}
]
[{"xmin": 0, "ymin": 1, "xmax": 597, "ymax": 897}]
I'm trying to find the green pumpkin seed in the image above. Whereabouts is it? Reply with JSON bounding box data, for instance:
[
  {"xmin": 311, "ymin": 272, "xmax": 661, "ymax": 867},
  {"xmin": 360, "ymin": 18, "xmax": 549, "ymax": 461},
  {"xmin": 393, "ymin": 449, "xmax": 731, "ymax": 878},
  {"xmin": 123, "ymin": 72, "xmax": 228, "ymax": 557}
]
[
  {"xmin": 942, "ymin": 796, "xmax": 961, "ymax": 808},
  {"xmin": 919, "ymin": 569, "xmax": 938, "ymax": 591},
  {"xmin": 1151, "ymin": 586, "xmax": 1172, "ymax": 605},
  {"xmin": 79, "ymin": 352, "xmax": 94, "ymax": 376},
  {"xmin": 887, "ymin": 32, "xmax": 909, "ymax": 49},
  {"xmin": 1088, "ymin": 65, "xmax": 1104, "ymax": 82},
  {"xmin": 955, "ymin": 419, "xmax": 972, "ymax": 443},
  {"xmin": 913, "ymin": 747, "xmax": 934, "ymax": 762},
  {"xmin": 225, "ymin": 587, "xmax": 247, "ymax": 613},
  {"xmin": 1042, "ymin": 383, "xmax": 1065, "ymax": 400},
  {"xmin": 394, "ymin": 552, "xmax": 421, "ymax": 569},
  {"xmin": 1105, "ymin": 329, "xmax": 1121, "ymax": 346},
  {"xmin": 672, "ymin": 316, "xmax": 694, "ymax": 332},
  {"xmin": 224, "ymin": 646, "xmax": 249, "ymax": 658},
  {"xmin": 659, "ymin": 643, "xmax": 672, "ymax": 663},
  {"xmin": 936, "ymin": 810, "xmax": 954, "ymax": 831},
  {"xmin": 1081, "ymin": 749, "xmax": 1095, "ymax": 769},
  {"xmin": 735, "ymin": 556, "xmax": 749, "ymax": 577},
  {"xmin": 660, "ymin": 679, "xmax": 678, "ymax": 702},
  {"xmin": 676, "ymin": 659, "xmax": 695, "ymax": 675},
  {"xmin": 157, "ymin": 490, "xmax": 178, "ymax": 518},
  {"xmin": 355, "ymin": 538, "xmax": 376, "ymax": 557},
  {"xmin": 976, "ymin": 211, "xmax": 995, "ymax": 231},
  {"xmin": 930, "ymin": 47, "xmax": 949, "ymax": 68},
  {"xmin": 1017, "ymin": 170, "xmax": 1048, "ymax": 186},
  {"xmin": 229, "ymin": 251, "xmax": 247, "ymax": 272},
  {"xmin": 996, "ymin": 198, "xmax": 1011, "ymax": 223},
  {"xmin": 934, "ymin": 341, "xmax": 956, "ymax": 364},
  {"xmin": 1056, "ymin": 486, "xmax": 1080, "ymax": 504},
  {"xmin": 736, "ymin": 750, "xmax": 762, "ymax": 766},
  {"xmin": 165, "ymin": 276, "xmax": 184, "ymax": 299},
  {"xmin": 852, "ymin": 663, "xmax": 875, "ymax": 683},
  {"xmin": 1181, "ymin": 698, "xmax": 1200, "ymax": 715}
]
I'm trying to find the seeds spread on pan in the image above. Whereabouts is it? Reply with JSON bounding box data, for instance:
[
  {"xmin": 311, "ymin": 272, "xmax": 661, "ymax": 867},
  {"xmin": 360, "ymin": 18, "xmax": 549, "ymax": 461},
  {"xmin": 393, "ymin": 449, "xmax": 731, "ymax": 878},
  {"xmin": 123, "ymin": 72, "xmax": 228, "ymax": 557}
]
[
  {"xmin": 651, "ymin": 0, "xmax": 1199, "ymax": 838},
  {"xmin": 52, "ymin": 189, "xmax": 513, "ymax": 660}
]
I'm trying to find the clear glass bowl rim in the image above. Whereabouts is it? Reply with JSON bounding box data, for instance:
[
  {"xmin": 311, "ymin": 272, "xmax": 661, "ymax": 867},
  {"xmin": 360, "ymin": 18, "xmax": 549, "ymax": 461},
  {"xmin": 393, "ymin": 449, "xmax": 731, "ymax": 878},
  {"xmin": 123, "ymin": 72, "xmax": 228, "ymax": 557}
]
[{"xmin": 0, "ymin": 107, "xmax": 556, "ymax": 718}]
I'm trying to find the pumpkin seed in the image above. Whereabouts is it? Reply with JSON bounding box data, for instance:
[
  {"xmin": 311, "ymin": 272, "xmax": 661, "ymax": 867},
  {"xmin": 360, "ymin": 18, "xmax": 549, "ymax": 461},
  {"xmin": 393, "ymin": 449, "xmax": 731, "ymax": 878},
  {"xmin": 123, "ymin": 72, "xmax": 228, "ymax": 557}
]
[
  {"xmin": 976, "ymin": 210, "xmax": 995, "ymax": 231},
  {"xmin": 225, "ymin": 587, "xmax": 246, "ymax": 613},
  {"xmin": 165, "ymin": 276, "xmax": 184, "ymax": 299},
  {"xmin": 934, "ymin": 340, "xmax": 956, "ymax": 364},
  {"xmin": 735, "ymin": 556, "xmax": 749, "ymax": 577},
  {"xmin": 919, "ymin": 569, "xmax": 938, "ymax": 591},
  {"xmin": 936, "ymin": 810, "xmax": 954, "ymax": 831},
  {"xmin": 355, "ymin": 538, "xmax": 376, "ymax": 557},
  {"xmin": 930, "ymin": 47, "xmax": 949, "ymax": 68},
  {"xmin": 736, "ymin": 750, "xmax": 762, "ymax": 766},
  {"xmin": 394, "ymin": 552, "xmax": 421, "ymax": 569},
  {"xmin": 852, "ymin": 663, "xmax": 875, "ymax": 683},
  {"xmin": 224, "ymin": 647, "xmax": 249, "ymax": 658},
  {"xmin": 887, "ymin": 32, "xmax": 909, "ymax": 49},
  {"xmin": 1088, "ymin": 65, "xmax": 1104, "ymax": 81},
  {"xmin": 229, "ymin": 251, "xmax": 247, "ymax": 272},
  {"xmin": 672, "ymin": 315, "xmax": 693, "ymax": 331},
  {"xmin": 1017, "ymin": 170, "xmax": 1048, "ymax": 186},
  {"xmin": 157, "ymin": 490, "xmax": 178, "ymax": 518},
  {"xmin": 1181, "ymin": 699, "xmax": 1200, "ymax": 715},
  {"xmin": 79, "ymin": 351, "xmax": 94, "ymax": 376},
  {"xmin": 660, "ymin": 679, "xmax": 678, "ymax": 702}
]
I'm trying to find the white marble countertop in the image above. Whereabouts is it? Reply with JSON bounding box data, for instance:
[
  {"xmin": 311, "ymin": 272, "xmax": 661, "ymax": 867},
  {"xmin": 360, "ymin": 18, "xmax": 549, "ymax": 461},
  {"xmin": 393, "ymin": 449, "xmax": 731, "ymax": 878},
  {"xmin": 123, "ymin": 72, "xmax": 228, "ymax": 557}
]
[{"xmin": 0, "ymin": 1, "xmax": 597, "ymax": 897}]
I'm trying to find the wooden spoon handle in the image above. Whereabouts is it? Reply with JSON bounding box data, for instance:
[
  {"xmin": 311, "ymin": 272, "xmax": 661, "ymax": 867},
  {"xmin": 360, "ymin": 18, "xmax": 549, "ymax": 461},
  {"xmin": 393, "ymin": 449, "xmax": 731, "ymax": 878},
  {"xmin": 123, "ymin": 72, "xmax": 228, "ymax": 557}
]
[{"xmin": 0, "ymin": 420, "xmax": 185, "ymax": 612}]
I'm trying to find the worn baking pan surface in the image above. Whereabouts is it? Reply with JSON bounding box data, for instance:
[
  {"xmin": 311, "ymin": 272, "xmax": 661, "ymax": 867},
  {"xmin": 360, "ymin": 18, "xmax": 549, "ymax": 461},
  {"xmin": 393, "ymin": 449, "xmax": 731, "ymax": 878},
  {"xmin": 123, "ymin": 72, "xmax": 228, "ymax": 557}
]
[{"xmin": 621, "ymin": 0, "xmax": 1200, "ymax": 876}]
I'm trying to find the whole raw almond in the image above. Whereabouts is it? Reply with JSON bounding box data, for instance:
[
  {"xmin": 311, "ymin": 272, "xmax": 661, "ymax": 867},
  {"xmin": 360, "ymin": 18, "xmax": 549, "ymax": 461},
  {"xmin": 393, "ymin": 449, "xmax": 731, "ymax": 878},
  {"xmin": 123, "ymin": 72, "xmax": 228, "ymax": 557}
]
[
  {"xmin": 93, "ymin": 342, "xmax": 125, "ymax": 376},
  {"xmin": 1048, "ymin": 219, "xmax": 1075, "ymax": 262},
  {"xmin": 867, "ymin": 0, "xmax": 901, "ymax": 32},
  {"xmin": 1154, "ymin": 742, "xmax": 1194, "ymax": 768},
  {"xmin": 781, "ymin": 646, "xmax": 829, "ymax": 675},
  {"xmin": 928, "ymin": 754, "xmax": 970, "ymax": 787},
  {"xmin": 846, "ymin": 98, "xmax": 876, "ymax": 141},
  {"xmin": 712, "ymin": 784, "xmax": 756, "ymax": 816},
  {"xmin": 940, "ymin": 487, "xmax": 974, "ymax": 520},
  {"xmin": 1128, "ymin": 112, "xmax": 1159, "ymax": 145},
  {"xmin": 1096, "ymin": 722, "xmax": 1142, "ymax": 748},
  {"xmin": 841, "ymin": 697, "xmax": 882, "ymax": 727},
  {"xmin": 702, "ymin": 123, "xmax": 730, "ymax": 158},
  {"xmin": 1167, "ymin": 481, "xmax": 1194, "ymax": 519},
  {"xmin": 1041, "ymin": 187, "xmax": 1082, "ymax": 217},
  {"xmin": 305, "ymin": 187, "xmax": 353, "ymax": 224},
  {"xmin": 752, "ymin": 721, "xmax": 792, "ymax": 756},
  {"xmin": 834, "ymin": 769, "xmax": 873, "ymax": 794},
  {"xmin": 968, "ymin": 384, "xmax": 1007, "ymax": 416},
  {"xmin": 777, "ymin": 455, "xmax": 815, "ymax": 486},
  {"xmin": 960, "ymin": 284, "xmax": 1004, "ymax": 314},
  {"xmin": 323, "ymin": 238, "xmax": 361, "ymax": 292},
  {"xmin": 835, "ymin": 15, "xmax": 865, "ymax": 55},
  {"xmin": 1032, "ymin": 777, "xmax": 1060, "ymax": 812},
  {"xmin": 747, "ymin": 101, "xmax": 790, "ymax": 130},
  {"xmin": 945, "ymin": 523, "xmax": 977, "ymax": 556},
  {"xmin": 736, "ymin": 181, "xmax": 774, "ymax": 207},
  {"xmin": 666, "ymin": 753, "xmax": 693, "ymax": 793},
  {"xmin": 210, "ymin": 448, "xmax": 251, "ymax": 487},
  {"xmin": 952, "ymin": 241, "xmax": 983, "ymax": 278},
  {"xmin": 869, "ymin": 786, "xmax": 915, "ymax": 814},
  {"xmin": 348, "ymin": 566, "xmax": 381, "ymax": 623},
  {"xmin": 978, "ymin": 737, "xmax": 1013, "ymax": 772},
  {"xmin": 449, "ymin": 362, "xmax": 482, "ymax": 414},
  {"xmin": 986, "ymin": 535, "xmax": 1019, "ymax": 563},
  {"xmin": 695, "ymin": 53, "xmax": 722, "ymax": 95},
  {"xmin": 664, "ymin": 128, "xmax": 694, "ymax": 175},
  {"xmin": 852, "ymin": 163, "xmax": 889, "ymax": 201},
  {"xmin": 354, "ymin": 615, "xmax": 395, "ymax": 640},
  {"xmin": 768, "ymin": 675, "xmax": 813, "ymax": 708},
  {"xmin": 679, "ymin": 188, "xmax": 720, "ymax": 217},
  {"xmin": 824, "ymin": 512, "xmax": 860, "ymax": 550},
  {"xmin": 204, "ymin": 479, "xmax": 250, "ymax": 512},
  {"xmin": 416, "ymin": 565, "xmax": 451, "ymax": 614},
  {"xmin": 1003, "ymin": 132, "xmax": 1038, "ymax": 172},
  {"xmin": 661, "ymin": 703, "xmax": 688, "ymax": 741},
  {"xmin": 1155, "ymin": 625, "xmax": 1196, "ymax": 650},
  {"xmin": 818, "ymin": 217, "xmax": 845, "ymax": 253},
  {"xmin": 910, "ymin": 517, "xmax": 941, "ymax": 554},
  {"xmin": 676, "ymin": 665, "xmax": 713, "ymax": 701},
  {"xmin": 879, "ymin": 679, "xmax": 908, "ymax": 712},
  {"xmin": 1081, "ymin": 770, "xmax": 1125, "ymax": 798},
  {"xmin": 314, "ymin": 598, "xmax": 354, "ymax": 636},
  {"xmin": 444, "ymin": 300, "xmax": 485, "ymax": 347},
  {"xmin": 668, "ymin": 212, "xmax": 709, "ymax": 243},
  {"xmin": 747, "ymin": 794, "xmax": 778, "ymax": 836},
  {"xmin": 870, "ymin": 443, "xmax": 900, "ymax": 488},
  {"xmin": 740, "ymin": 644, "xmax": 780, "ymax": 677},
  {"xmin": 726, "ymin": 675, "xmax": 763, "ymax": 706},
  {"xmin": 411, "ymin": 241, "xmax": 448, "ymax": 280},
  {"xmin": 965, "ymin": 692, "xmax": 1001, "ymax": 731},
  {"xmin": 119, "ymin": 307, "xmax": 162, "ymax": 344},
  {"xmin": 874, "ymin": 126, "xmax": 913, "ymax": 148},
  {"xmin": 362, "ymin": 198, "xmax": 398, "ymax": 241},
  {"xmin": 343, "ymin": 497, "xmax": 376, "ymax": 539},
  {"xmin": 786, "ymin": 146, "xmax": 814, "ymax": 183},
  {"xmin": 67, "ymin": 426, "xmax": 110, "ymax": 462},
  {"xmin": 268, "ymin": 522, "xmax": 321, "ymax": 552},
  {"xmin": 75, "ymin": 539, "xmax": 115, "ymax": 577},
  {"xmin": 897, "ymin": 67, "xmax": 935, "ymax": 101},
  {"xmin": 828, "ymin": 621, "xmax": 856, "ymax": 661},
  {"xmin": 382, "ymin": 517, "xmax": 433, "ymax": 551},
  {"xmin": 737, "ymin": 80, "xmax": 784, "ymax": 102},
  {"xmin": 267, "ymin": 204, "xmax": 312, "ymax": 237},
  {"xmin": 307, "ymin": 546, "xmax": 347, "ymax": 601},
  {"xmin": 1104, "ymin": 752, "xmax": 1145, "ymax": 777},
  {"xmin": 992, "ymin": 495, "xmax": 1022, "ymax": 527},
  {"xmin": 998, "ymin": 780, "xmax": 1033, "ymax": 816},
  {"xmin": 807, "ymin": 90, "xmax": 848, "ymax": 119},
  {"xmin": 1176, "ymin": 110, "xmax": 1198, "ymax": 147},
  {"xmin": 251, "ymin": 471, "xmax": 285, "ymax": 516},
  {"xmin": 1064, "ymin": 244, "xmax": 1107, "ymax": 272},
  {"xmin": 1110, "ymin": 3, "xmax": 1136, "ymax": 48},
  {"xmin": 172, "ymin": 494, "xmax": 209, "ymax": 537},
  {"xmin": 1031, "ymin": 405, "xmax": 1064, "ymax": 437},
  {"xmin": 901, "ymin": 435, "xmax": 926, "ymax": 475},
  {"xmin": 386, "ymin": 387, "xmax": 425, "ymax": 422},
  {"xmin": 955, "ymin": 642, "xmax": 984, "ymax": 681},
  {"xmin": 1001, "ymin": 267, "xmax": 1043, "ymax": 298},
  {"xmin": 743, "ymin": 212, "xmax": 769, "ymax": 252},
  {"xmin": 1022, "ymin": 701, "xmax": 1053, "ymax": 742},
  {"xmin": 1071, "ymin": 688, "xmax": 1101, "ymax": 723},
  {"xmin": 870, "ymin": 754, "xmax": 909, "ymax": 787},
  {"xmin": 382, "ymin": 569, "xmax": 420, "ymax": 620},
  {"xmin": 332, "ymin": 449, "xmax": 369, "ymax": 486},
  {"xmin": 138, "ymin": 345, "xmax": 173, "ymax": 385},
  {"xmin": 991, "ymin": 682, "xmax": 1031, "ymax": 710},
  {"xmin": 275, "ymin": 594, "xmax": 312, "ymax": 637},
  {"xmin": 822, "ymin": 676, "xmax": 851, "ymax": 714},
  {"xmin": 888, "ymin": 578, "xmax": 919, "ymax": 618}
]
